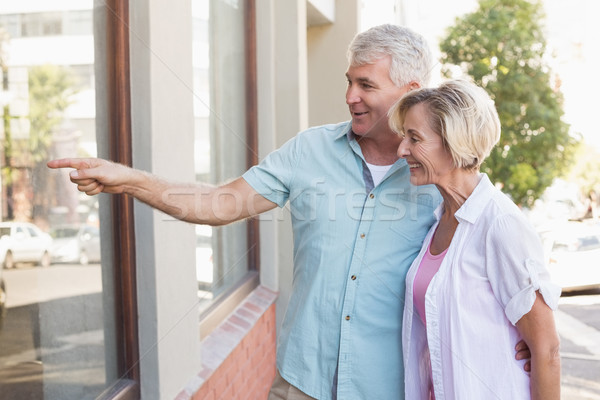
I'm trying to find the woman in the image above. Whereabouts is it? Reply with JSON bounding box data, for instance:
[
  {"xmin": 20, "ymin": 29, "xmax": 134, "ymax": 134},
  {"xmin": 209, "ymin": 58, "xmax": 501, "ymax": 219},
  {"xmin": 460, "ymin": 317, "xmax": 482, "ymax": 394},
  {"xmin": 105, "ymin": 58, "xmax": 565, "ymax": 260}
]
[{"xmin": 388, "ymin": 80, "xmax": 561, "ymax": 399}]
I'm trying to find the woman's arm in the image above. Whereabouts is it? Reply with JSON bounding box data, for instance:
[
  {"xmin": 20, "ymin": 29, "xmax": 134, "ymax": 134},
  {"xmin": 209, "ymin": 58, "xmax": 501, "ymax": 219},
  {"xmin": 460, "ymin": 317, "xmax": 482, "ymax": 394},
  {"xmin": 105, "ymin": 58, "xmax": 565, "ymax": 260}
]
[{"xmin": 515, "ymin": 291, "xmax": 561, "ymax": 400}]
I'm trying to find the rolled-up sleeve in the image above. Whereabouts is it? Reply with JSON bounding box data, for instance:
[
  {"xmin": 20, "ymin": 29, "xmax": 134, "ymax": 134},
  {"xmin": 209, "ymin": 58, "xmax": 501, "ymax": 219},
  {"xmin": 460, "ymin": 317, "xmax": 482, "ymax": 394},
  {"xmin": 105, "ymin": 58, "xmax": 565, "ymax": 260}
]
[
  {"xmin": 242, "ymin": 135, "xmax": 300, "ymax": 208},
  {"xmin": 485, "ymin": 213, "xmax": 561, "ymax": 325}
]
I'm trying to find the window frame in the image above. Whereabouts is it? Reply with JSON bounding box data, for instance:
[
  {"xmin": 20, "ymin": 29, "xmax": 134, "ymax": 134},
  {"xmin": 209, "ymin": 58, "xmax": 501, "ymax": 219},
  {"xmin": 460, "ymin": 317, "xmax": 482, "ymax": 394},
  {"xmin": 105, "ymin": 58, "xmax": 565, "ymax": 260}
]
[
  {"xmin": 97, "ymin": 0, "xmax": 259, "ymax": 397},
  {"xmin": 96, "ymin": 0, "xmax": 139, "ymax": 398},
  {"xmin": 198, "ymin": 0, "xmax": 260, "ymax": 340}
]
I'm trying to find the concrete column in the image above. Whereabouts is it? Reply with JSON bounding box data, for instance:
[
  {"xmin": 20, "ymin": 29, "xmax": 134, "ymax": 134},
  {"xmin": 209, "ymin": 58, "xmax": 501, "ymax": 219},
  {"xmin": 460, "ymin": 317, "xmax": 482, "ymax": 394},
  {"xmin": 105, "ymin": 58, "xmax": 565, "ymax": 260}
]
[
  {"xmin": 307, "ymin": 0, "xmax": 360, "ymax": 127},
  {"xmin": 129, "ymin": 1, "xmax": 200, "ymax": 398}
]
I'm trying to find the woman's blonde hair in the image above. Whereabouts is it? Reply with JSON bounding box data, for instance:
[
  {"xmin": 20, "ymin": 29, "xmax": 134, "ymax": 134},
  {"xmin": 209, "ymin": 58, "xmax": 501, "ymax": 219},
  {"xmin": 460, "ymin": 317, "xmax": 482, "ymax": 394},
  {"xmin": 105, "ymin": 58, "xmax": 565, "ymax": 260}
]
[{"xmin": 388, "ymin": 79, "xmax": 501, "ymax": 170}]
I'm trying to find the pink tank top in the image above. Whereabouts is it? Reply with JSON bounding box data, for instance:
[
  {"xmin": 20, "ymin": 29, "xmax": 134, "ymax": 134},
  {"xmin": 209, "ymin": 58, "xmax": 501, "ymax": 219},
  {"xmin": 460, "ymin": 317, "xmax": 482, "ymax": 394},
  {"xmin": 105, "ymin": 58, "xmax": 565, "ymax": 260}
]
[
  {"xmin": 413, "ymin": 238, "xmax": 447, "ymax": 400},
  {"xmin": 413, "ymin": 238, "xmax": 448, "ymax": 325}
]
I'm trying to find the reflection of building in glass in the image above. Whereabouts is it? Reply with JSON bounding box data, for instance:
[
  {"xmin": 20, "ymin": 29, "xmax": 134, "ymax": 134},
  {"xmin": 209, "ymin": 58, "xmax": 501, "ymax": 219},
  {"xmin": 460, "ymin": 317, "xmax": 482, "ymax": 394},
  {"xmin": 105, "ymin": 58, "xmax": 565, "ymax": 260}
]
[
  {"xmin": 0, "ymin": 4, "xmax": 95, "ymax": 144},
  {"xmin": 0, "ymin": 2, "xmax": 96, "ymax": 226},
  {"xmin": 192, "ymin": 1, "xmax": 210, "ymax": 179},
  {"xmin": 0, "ymin": 6, "xmax": 105, "ymax": 400}
]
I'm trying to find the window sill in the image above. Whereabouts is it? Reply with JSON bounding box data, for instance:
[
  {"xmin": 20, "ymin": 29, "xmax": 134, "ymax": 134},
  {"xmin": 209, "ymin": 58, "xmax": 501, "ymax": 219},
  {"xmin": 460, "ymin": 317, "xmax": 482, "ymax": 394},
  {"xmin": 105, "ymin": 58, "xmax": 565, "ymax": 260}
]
[{"xmin": 177, "ymin": 284, "xmax": 278, "ymax": 398}]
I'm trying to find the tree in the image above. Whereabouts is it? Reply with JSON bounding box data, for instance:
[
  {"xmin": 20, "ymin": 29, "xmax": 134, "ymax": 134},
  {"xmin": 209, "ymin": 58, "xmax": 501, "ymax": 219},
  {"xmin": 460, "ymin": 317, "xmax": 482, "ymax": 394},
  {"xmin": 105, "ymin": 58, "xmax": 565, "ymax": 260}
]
[
  {"xmin": 439, "ymin": 0, "xmax": 579, "ymax": 206},
  {"xmin": 0, "ymin": 27, "xmax": 15, "ymax": 220},
  {"xmin": 28, "ymin": 65, "xmax": 76, "ymax": 221},
  {"xmin": 565, "ymin": 141, "xmax": 600, "ymax": 198},
  {"xmin": 28, "ymin": 65, "xmax": 75, "ymax": 160}
]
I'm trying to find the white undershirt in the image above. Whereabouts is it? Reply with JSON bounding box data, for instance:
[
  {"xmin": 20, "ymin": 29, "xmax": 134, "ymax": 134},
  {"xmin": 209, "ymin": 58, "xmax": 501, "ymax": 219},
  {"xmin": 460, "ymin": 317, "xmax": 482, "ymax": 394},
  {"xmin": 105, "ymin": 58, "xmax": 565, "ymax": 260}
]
[{"xmin": 365, "ymin": 162, "xmax": 393, "ymax": 187}]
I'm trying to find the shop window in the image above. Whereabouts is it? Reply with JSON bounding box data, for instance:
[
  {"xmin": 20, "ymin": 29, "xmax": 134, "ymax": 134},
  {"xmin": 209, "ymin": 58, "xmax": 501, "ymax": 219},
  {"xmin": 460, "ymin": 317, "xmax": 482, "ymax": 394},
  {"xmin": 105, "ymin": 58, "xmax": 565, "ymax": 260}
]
[
  {"xmin": 192, "ymin": 0, "xmax": 259, "ymax": 336},
  {"xmin": 21, "ymin": 12, "xmax": 62, "ymax": 37},
  {"xmin": 0, "ymin": 4, "xmax": 122, "ymax": 399}
]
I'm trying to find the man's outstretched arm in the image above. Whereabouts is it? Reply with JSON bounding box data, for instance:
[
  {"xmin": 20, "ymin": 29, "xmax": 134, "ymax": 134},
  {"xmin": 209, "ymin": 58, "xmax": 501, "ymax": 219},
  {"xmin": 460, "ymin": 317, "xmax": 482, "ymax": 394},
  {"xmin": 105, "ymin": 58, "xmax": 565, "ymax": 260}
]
[{"xmin": 47, "ymin": 158, "xmax": 277, "ymax": 226}]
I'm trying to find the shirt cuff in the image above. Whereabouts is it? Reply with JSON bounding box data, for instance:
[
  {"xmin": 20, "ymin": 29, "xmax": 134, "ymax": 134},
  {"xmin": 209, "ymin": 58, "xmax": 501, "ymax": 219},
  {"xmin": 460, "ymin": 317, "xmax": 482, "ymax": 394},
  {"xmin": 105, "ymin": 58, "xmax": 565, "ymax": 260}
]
[
  {"xmin": 242, "ymin": 170, "xmax": 288, "ymax": 208},
  {"xmin": 505, "ymin": 259, "xmax": 561, "ymax": 325}
]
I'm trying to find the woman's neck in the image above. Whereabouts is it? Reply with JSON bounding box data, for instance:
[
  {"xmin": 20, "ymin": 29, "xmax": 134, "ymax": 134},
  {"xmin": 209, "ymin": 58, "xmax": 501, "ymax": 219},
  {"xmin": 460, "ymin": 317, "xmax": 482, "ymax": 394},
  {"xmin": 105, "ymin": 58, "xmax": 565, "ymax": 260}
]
[{"xmin": 436, "ymin": 169, "xmax": 480, "ymax": 215}]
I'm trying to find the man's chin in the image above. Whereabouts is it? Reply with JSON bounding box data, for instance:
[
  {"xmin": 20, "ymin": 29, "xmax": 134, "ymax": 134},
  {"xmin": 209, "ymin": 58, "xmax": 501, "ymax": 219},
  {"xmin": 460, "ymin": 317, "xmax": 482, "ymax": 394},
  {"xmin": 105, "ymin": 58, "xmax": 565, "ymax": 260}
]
[{"xmin": 351, "ymin": 124, "xmax": 370, "ymax": 137}]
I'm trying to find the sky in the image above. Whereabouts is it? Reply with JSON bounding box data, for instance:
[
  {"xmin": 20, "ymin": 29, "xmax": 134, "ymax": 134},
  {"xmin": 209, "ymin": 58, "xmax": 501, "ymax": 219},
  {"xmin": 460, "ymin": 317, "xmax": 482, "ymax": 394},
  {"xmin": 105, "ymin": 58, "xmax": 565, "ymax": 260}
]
[{"xmin": 360, "ymin": 0, "xmax": 600, "ymax": 150}]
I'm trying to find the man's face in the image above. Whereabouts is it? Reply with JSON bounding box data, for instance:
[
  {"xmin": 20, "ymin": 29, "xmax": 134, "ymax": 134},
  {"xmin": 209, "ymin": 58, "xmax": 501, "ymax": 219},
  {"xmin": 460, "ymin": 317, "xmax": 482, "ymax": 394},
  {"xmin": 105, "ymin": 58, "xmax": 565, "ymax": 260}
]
[{"xmin": 345, "ymin": 56, "xmax": 410, "ymax": 138}]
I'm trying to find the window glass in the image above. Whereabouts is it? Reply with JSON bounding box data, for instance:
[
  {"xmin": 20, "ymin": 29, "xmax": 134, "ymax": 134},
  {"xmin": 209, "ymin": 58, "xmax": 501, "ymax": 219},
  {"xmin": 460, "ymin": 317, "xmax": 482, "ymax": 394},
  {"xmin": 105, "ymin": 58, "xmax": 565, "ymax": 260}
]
[
  {"xmin": 0, "ymin": 4, "xmax": 117, "ymax": 399},
  {"xmin": 0, "ymin": 14, "xmax": 20, "ymax": 38},
  {"xmin": 193, "ymin": 0, "xmax": 251, "ymax": 314},
  {"xmin": 64, "ymin": 10, "xmax": 93, "ymax": 36},
  {"xmin": 21, "ymin": 12, "xmax": 63, "ymax": 37}
]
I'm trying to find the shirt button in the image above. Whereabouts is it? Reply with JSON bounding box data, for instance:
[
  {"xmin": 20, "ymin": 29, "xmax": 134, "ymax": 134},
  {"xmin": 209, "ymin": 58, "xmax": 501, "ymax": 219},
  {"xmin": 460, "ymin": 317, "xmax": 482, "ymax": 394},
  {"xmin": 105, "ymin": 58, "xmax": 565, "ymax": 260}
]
[
  {"xmin": 351, "ymin": 275, "xmax": 357, "ymax": 280},
  {"xmin": 360, "ymin": 233, "xmax": 365, "ymax": 239},
  {"xmin": 369, "ymin": 193, "xmax": 375, "ymax": 199},
  {"xmin": 345, "ymin": 315, "xmax": 351, "ymax": 321}
]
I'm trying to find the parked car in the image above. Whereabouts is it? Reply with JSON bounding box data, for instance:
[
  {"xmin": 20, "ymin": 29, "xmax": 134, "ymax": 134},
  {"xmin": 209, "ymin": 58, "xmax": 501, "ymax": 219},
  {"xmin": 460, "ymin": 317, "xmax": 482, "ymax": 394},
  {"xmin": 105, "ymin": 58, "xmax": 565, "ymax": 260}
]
[
  {"xmin": 0, "ymin": 222, "xmax": 53, "ymax": 269},
  {"xmin": 50, "ymin": 225, "xmax": 101, "ymax": 265},
  {"xmin": 542, "ymin": 222, "xmax": 600, "ymax": 292}
]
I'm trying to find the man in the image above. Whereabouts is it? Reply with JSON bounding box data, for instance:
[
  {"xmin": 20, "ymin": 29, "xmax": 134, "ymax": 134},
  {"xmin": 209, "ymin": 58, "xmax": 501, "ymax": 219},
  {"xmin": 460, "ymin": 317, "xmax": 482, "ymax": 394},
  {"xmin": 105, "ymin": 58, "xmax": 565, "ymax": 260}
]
[{"xmin": 49, "ymin": 25, "xmax": 527, "ymax": 399}]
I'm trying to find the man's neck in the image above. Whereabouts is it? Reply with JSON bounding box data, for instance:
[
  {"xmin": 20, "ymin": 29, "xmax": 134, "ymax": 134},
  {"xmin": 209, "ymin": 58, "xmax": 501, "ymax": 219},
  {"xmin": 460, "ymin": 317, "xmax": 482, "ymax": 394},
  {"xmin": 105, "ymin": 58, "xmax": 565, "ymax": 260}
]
[{"xmin": 356, "ymin": 134, "xmax": 401, "ymax": 165}]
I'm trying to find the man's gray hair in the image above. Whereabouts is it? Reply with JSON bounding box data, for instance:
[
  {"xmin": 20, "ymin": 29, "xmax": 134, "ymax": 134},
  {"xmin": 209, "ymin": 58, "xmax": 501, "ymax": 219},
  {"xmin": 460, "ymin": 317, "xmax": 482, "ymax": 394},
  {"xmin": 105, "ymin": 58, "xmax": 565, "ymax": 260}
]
[{"xmin": 347, "ymin": 24, "xmax": 433, "ymax": 88}]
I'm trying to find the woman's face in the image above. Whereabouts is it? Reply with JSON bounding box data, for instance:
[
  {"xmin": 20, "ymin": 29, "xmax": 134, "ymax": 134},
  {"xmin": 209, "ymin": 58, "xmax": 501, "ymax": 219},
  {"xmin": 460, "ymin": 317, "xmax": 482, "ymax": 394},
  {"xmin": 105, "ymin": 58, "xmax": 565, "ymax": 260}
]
[{"xmin": 396, "ymin": 103, "xmax": 455, "ymax": 186}]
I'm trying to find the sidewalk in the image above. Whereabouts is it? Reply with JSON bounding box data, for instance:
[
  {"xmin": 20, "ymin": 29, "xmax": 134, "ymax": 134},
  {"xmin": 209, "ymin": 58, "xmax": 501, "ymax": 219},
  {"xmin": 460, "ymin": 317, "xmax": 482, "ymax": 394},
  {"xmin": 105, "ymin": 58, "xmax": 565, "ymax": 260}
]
[{"xmin": 556, "ymin": 293, "xmax": 600, "ymax": 399}]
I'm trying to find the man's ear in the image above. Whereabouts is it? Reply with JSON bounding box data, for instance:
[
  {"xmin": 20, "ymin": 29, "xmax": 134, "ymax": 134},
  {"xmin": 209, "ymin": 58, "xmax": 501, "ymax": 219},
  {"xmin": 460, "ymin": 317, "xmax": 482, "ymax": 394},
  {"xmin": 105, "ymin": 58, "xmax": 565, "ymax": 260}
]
[{"xmin": 408, "ymin": 81, "xmax": 420, "ymax": 90}]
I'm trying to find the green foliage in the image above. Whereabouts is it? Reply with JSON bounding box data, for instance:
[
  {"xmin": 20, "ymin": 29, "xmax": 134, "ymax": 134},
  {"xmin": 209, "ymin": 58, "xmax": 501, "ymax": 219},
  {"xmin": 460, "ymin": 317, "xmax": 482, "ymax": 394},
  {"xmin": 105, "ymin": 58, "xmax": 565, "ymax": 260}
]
[
  {"xmin": 28, "ymin": 64, "xmax": 76, "ymax": 162},
  {"xmin": 439, "ymin": 0, "xmax": 579, "ymax": 206},
  {"xmin": 28, "ymin": 65, "xmax": 77, "ymax": 220},
  {"xmin": 565, "ymin": 142, "xmax": 600, "ymax": 196},
  {"xmin": 506, "ymin": 163, "xmax": 537, "ymax": 199}
]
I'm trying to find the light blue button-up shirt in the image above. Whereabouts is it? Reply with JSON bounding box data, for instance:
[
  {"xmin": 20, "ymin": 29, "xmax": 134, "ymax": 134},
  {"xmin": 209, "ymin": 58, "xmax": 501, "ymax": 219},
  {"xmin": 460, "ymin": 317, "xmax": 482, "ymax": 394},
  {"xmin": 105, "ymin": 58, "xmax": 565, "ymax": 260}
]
[{"xmin": 243, "ymin": 121, "xmax": 440, "ymax": 400}]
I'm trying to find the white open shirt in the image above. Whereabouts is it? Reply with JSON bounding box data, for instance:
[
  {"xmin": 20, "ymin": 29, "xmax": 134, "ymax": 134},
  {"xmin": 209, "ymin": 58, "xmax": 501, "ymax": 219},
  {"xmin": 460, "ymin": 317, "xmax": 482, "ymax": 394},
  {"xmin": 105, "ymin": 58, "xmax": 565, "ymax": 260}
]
[{"xmin": 402, "ymin": 174, "xmax": 561, "ymax": 399}]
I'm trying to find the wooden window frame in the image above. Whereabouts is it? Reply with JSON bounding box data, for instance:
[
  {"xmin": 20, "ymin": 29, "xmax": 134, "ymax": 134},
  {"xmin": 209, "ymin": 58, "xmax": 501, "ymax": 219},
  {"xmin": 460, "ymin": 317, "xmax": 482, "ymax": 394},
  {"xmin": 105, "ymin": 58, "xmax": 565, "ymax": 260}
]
[
  {"xmin": 245, "ymin": 0, "xmax": 259, "ymax": 272},
  {"xmin": 97, "ymin": 0, "xmax": 139, "ymax": 398},
  {"xmin": 98, "ymin": 0, "xmax": 258, "ymax": 398}
]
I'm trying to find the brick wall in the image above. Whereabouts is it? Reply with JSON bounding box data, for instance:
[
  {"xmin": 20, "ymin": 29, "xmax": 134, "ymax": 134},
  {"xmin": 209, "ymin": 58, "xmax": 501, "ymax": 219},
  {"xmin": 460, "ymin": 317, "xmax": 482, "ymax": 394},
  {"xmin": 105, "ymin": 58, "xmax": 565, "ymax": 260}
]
[{"xmin": 176, "ymin": 286, "xmax": 278, "ymax": 400}]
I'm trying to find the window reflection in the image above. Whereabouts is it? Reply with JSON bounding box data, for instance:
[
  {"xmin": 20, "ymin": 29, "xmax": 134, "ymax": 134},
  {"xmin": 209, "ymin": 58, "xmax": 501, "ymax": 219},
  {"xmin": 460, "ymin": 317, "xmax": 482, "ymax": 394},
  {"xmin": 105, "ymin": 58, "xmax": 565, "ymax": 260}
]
[
  {"xmin": 0, "ymin": 4, "xmax": 114, "ymax": 399},
  {"xmin": 193, "ymin": 0, "xmax": 250, "ymax": 314},
  {"xmin": 0, "ymin": 10, "xmax": 93, "ymax": 39}
]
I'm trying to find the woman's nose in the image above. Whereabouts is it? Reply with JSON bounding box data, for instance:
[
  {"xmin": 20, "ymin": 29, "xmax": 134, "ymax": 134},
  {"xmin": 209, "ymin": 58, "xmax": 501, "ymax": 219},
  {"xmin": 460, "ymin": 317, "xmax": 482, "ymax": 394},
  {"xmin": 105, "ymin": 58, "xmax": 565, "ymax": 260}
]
[{"xmin": 397, "ymin": 139, "xmax": 409, "ymax": 158}]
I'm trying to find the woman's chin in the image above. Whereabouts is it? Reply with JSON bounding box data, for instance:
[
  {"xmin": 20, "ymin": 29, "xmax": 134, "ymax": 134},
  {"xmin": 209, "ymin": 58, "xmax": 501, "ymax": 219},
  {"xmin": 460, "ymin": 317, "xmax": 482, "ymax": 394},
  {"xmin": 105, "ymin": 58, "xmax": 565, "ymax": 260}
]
[{"xmin": 409, "ymin": 174, "xmax": 432, "ymax": 187}]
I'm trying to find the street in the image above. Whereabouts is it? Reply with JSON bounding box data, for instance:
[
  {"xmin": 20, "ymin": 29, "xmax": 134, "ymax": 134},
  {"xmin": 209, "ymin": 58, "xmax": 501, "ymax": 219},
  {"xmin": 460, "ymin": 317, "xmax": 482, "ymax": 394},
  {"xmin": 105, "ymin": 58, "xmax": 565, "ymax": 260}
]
[
  {"xmin": 558, "ymin": 290, "xmax": 600, "ymax": 399},
  {"xmin": 0, "ymin": 264, "xmax": 105, "ymax": 400}
]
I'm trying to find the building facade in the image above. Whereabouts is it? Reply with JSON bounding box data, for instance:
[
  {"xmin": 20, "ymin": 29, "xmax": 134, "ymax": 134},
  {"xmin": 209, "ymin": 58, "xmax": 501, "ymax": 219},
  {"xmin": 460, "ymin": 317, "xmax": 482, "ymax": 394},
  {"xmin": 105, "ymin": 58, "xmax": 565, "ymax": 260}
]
[{"xmin": 0, "ymin": 0, "xmax": 360, "ymax": 399}]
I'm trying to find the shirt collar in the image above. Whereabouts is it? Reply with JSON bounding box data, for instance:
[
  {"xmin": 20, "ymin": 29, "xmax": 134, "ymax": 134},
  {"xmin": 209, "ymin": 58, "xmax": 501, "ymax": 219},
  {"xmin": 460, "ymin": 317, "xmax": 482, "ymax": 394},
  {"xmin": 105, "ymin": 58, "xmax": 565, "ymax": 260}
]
[
  {"xmin": 434, "ymin": 173, "xmax": 495, "ymax": 224},
  {"xmin": 334, "ymin": 122, "xmax": 355, "ymax": 141},
  {"xmin": 338, "ymin": 122, "xmax": 409, "ymax": 184}
]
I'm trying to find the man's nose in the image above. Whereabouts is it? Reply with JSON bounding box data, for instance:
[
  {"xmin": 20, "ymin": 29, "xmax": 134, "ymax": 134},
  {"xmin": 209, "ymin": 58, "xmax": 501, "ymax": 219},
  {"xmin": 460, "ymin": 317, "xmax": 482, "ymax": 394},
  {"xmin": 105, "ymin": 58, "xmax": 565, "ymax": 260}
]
[{"xmin": 346, "ymin": 86, "xmax": 360, "ymax": 104}]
